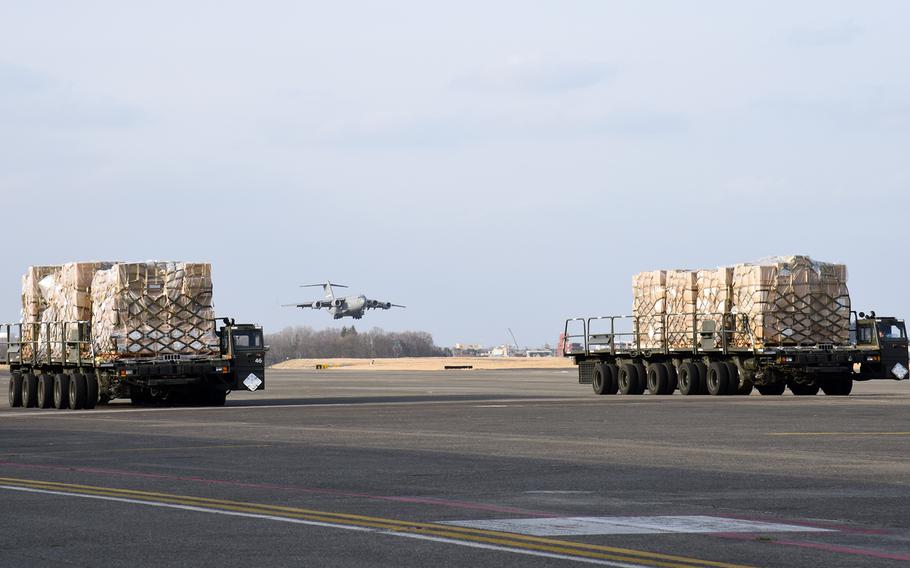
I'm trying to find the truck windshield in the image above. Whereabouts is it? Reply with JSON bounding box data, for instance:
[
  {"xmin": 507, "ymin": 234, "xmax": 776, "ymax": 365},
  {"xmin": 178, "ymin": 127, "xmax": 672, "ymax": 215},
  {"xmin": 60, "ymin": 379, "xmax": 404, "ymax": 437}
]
[
  {"xmin": 878, "ymin": 322, "xmax": 907, "ymax": 340},
  {"xmin": 233, "ymin": 331, "xmax": 263, "ymax": 349}
]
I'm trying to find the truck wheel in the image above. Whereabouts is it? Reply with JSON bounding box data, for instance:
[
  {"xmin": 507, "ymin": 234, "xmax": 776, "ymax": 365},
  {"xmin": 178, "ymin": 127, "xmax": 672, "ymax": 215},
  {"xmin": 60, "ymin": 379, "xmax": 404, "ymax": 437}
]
[
  {"xmin": 631, "ymin": 363, "xmax": 647, "ymax": 394},
  {"xmin": 68, "ymin": 374, "xmax": 87, "ymax": 410},
  {"xmin": 664, "ymin": 363, "xmax": 678, "ymax": 393},
  {"xmin": 706, "ymin": 362, "xmax": 729, "ymax": 396},
  {"xmin": 204, "ymin": 389, "xmax": 227, "ymax": 407},
  {"xmin": 678, "ymin": 363, "xmax": 700, "ymax": 395},
  {"xmin": 789, "ymin": 382, "xmax": 819, "ymax": 396},
  {"xmin": 821, "ymin": 377, "xmax": 853, "ymax": 396},
  {"xmin": 618, "ymin": 364, "xmax": 641, "ymax": 395},
  {"xmin": 8, "ymin": 372, "xmax": 23, "ymax": 407},
  {"xmin": 756, "ymin": 383, "xmax": 786, "ymax": 396},
  {"xmin": 84, "ymin": 375, "xmax": 99, "ymax": 409},
  {"xmin": 22, "ymin": 373, "xmax": 38, "ymax": 408},
  {"xmin": 40, "ymin": 373, "xmax": 57, "ymax": 408},
  {"xmin": 694, "ymin": 362, "xmax": 708, "ymax": 395},
  {"xmin": 603, "ymin": 365, "xmax": 619, "ymax": 394},
  {"xmin": 723, "ymin": 362, "xmax": 741, "ymax": 395},
  {"xmin": 52, "ymin": 373, "xmax": 70, "ymax": 409},
  {"xmin": 592, "ymin": 365, "xmax": 609, "ymax": 395},
  {"xmin": 646, "ymin": 364, "xmax": 669, "ymax": 395},
  {"xmin": 736, "ymin": 380, "xmax": 754, "ymax": 396}
]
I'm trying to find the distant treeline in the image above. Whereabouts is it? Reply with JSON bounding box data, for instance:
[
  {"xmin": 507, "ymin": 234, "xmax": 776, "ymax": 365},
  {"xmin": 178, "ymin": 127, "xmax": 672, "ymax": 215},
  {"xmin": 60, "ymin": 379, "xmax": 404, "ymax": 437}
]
[{"xmin": 265, "ymin": 326, "xmax": 449, "ymax": 364}]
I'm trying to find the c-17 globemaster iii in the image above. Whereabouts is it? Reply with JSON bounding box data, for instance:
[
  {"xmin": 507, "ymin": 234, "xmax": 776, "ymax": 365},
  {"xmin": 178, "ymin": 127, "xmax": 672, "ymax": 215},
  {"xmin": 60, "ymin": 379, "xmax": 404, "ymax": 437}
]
[{"xmin": 283, "ymin": 282, "xmax": 406, "ymax": 320}]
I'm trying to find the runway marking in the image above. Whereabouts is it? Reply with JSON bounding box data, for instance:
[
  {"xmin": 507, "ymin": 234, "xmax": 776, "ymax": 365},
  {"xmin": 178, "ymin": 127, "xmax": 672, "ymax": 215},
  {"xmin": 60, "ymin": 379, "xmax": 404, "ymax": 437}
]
[
  {"xmin": 440, "ymin": 516, "xmax": 834, "ymax": 537},
  {"xmin": 0, "ymin": 476, "xmax": 752, "ymax": 568},
  {"xmin": 768, "ymin": 432, "xmax": 910, "ymax": 437},
  {"xmin": 0, "ymin": 444, "xmax": 270, "ymax": 458}
]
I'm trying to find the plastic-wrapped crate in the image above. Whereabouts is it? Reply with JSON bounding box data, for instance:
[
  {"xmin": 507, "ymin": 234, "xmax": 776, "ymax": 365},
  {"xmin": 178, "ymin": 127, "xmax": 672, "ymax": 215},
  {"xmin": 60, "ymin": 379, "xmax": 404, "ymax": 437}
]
[
  {"xmin": 91, "ymin": 262, "xmax": 218, "ymax": 360},
  {"xmin": 732, "ymin": 256, "xmax": 850, "ymax": 347},
  {"xmin": 695, "ymin": 267, "xmax": 735, "ymax": 349},
  {"xmin": 665, "ymin": 270, "xmax": 698, "ymax": 349},
  {"xmin": 20, "ymin": 265, "xmax": 60, "ymax": 359},
  {"xmin": 632, "ymin": 270, "xmax": 667, "ymax": 349}
]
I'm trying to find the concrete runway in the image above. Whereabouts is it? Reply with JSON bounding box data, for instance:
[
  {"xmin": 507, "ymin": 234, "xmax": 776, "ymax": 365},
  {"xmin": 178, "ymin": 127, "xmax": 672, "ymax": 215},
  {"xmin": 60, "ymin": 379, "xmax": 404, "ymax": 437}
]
[{"xmin": 2, "ymin": 368, "xmax": 910, "ymax": 567}]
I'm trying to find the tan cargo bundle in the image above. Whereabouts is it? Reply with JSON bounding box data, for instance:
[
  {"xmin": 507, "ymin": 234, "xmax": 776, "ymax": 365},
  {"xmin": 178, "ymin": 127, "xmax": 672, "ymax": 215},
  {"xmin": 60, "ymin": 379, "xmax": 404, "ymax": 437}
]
[
  {"xmin": 665, "ymin": 270, "xmax": 697, "ymax": 349},
  {"xmin": 91, "ymin": 262, "xmax": 218, "ymax": 360},
  {"xmin": 732, "ymin": 256, "xmax": 850, "ymax": 347},
  {"xmin": 631, "ymin": 270, "xmax": 667, "ymax": 349},
  {"xmin": 694, "ymin": 267, "xmax": 735, "ymax": 349},
  {"xmin": 20, "ymin": 265, "xmax": 59, "ymax": 358}
]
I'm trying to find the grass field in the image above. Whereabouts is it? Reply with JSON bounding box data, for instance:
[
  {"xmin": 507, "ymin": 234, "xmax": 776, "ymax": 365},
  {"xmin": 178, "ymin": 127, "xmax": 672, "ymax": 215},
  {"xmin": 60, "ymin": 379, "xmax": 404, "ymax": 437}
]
[{"xmin": 271, "ymin": 356, "xmax": 575, "ymax": 371}]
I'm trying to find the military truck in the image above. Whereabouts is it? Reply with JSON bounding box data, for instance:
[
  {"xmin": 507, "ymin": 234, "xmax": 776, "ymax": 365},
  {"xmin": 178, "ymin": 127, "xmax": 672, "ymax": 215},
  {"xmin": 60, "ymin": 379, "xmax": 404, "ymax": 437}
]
[
  {"xmin": 5, "ymin": 317, "xmax": 265, "ymax": 409},
  {"xmin": 562, "ymin": 311, "xmax": 908, "ymax": 396}
]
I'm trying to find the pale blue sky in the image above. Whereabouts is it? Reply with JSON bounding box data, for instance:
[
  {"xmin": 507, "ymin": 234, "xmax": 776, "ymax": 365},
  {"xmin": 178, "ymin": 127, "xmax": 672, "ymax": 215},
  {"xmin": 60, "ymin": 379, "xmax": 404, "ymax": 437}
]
[{"xmin": 1, "ymin": 1, "xmax": 907, "ymax": 347}]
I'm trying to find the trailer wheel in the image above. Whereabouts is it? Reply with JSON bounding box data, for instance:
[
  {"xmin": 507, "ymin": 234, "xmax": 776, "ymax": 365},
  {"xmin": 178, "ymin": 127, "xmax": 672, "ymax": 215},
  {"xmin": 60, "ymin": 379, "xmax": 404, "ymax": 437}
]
[
  {"xmin": 821, "ymin": 377, "xmax": 853, "ymax": 396},
  {"xmin": 84, "ymin": 375, "xmax": 99, "ymax": 409},
  {"xmin": 789, "ymin": 382, "xmax": 819, "ymax": 396},
  {"xmin": 706, "ymin": 362, "xmax": 730, "ymax": 396},
  {"xmin": 631, "ymin": 363, "xmax": 647, "ymax": 394},
  {"xmin": 205, "ymin": 389, "xmax": 227, "ymax": 407},
  {"xmin": 39, "ymin": 373, "xmax": 56, "ymax": 408},
  {"xmin": 52, "ymin": 373, "xmax": 69, "ymax": 409},
  {"xmin": 736, "ymin": 380, "xmax": 754, "ymax": 396},
  {"xmin": 8, "ymin": 372, "xmax": 23, "ymax": 407},
  {"xmin": 592, "ymin": 365, "xmax": 609, "ymax": 395},
  {"xmin": 68, "ymin": 374, "xmax": 87, "ymax": 410},
  {"xmin": 22, "ymin": 373, "xmax": 38, "ymax": 408},
  {"xmin": 678, "ymin": 363, "xmax": 700, "ymax": 395},
  {"xmin": 694, "ymin": 362, "xmax": 708, "ymax": 394},
  {"xmin": 618, "ymin": 364, "xmax": 641, "ymax": 395},
  {"xmin": 664, "ymin": 363, "xmax": 678, "ymax": 393},
  {"xmin": 756, "ymin": 383, "xmax": 786, "ymax": 396},
  {"xmin": 723, "ymin": 362, "xmax": 741, "ymax": 395},
  {"xmin": 603, "ymin": 365, "xmax": 619, "ymax": 394},
  {"xmin": 646, "ymin": 364, "xmax": 670, "ymax": 395}
]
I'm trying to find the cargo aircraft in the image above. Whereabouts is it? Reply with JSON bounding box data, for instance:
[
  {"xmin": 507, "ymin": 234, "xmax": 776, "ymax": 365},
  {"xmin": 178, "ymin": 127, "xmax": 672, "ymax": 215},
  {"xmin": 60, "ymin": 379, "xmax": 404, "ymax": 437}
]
[{"xmin": 283, "ymin": 282, "xmax": 405, "ymax": 320}]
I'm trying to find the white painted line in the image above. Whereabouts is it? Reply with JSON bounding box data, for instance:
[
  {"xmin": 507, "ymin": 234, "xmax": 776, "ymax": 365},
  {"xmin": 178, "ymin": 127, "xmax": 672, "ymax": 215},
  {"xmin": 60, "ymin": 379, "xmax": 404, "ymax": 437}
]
[
  {"xmin": 0, "ymin": 485, "xmax": 647, "ymax": 567},
  {"xmin": 441, "ymin": 515, "xmax": 835, "ymax": 536}
]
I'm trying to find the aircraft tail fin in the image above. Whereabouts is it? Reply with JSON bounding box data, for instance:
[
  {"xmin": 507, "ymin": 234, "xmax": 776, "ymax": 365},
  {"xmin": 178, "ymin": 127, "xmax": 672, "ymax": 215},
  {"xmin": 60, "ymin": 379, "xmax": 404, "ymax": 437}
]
[{"xmin": 300, "ymin": 282, "xmax": 348, "ymax": 300}]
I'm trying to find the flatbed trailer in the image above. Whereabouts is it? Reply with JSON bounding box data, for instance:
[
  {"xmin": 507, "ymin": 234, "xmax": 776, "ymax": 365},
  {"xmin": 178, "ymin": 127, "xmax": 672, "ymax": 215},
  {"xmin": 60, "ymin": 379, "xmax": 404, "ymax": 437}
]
[
  {"xmin": 5, "ymin": 318, "xmax": 266, "ymax": 409},
  {"xmin": 563, "ymin": 311, "xmax": 908, "ymax": 396}
]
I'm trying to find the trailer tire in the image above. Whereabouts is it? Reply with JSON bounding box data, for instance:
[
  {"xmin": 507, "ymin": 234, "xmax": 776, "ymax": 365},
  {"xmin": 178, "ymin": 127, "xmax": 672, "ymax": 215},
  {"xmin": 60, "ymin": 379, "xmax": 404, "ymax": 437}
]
[
  {"xmin": 736, "ymin": 380, "xmax": 754, "ymax": 396},
  {"xmin": 604, "ymin": 365, "xmax": 619, "ymax": 394},
  {"xmin": 68, "ymin": 374, "xmax": 87, "ymax": 410},
  {"xmin": 678, "ymin": 363, "xmax": 700, "ymax": 395},
  {"xmin": 9, "ymin": 372, "xmax": 23, "ymax": 407},
  {"xmin": 84, "ymin": 375, "xmax": 98, "ymax": 409},
  {"xmin": 592, "ymin": 365, "xmax": 609, "ymax": 395},
  {"xmin": 42, "ymin": 373, "xmax": 59, "ymax": 408},
  {"xmin": 723, "ymin": 362, "xmax": 741, "ymax": 395},
  {"xmin": 664, "ymin": 363, "xmax": 678, "ymax": 393},
  {"xmin": 52, "ymin": 373, "xmax": 69, "ymax": 409},
  {"xmin": 22, "ymin": 373, "xmax": 38, "ymax": 408},
  {"xmin": 631, "ymin": 364, "xmax": 647, "ymax": 394},
  {"xmin": 821, "ymin": 377, "xmax": 853, "ymax": 396},
  {"xmin": 618, "ymin": 364, "xmax": 641, "ymax": 395},
  {"xmin": 757, "ymin": 383, "xmax": 786, "ymax": 396},
  {"xmin": 646, "ymin": 364, "xmax": 670, "ymax": 395},
  {"xmin": 789, "ymin": 381, "xmax": 819, "ymax": 396},
  {"xmin": 694, "ymin": 362, "xmax": 708, "ymax": 394},
  {"xmin": 706, "ymin": 362, "xmax": 730, "ymax": 396}
]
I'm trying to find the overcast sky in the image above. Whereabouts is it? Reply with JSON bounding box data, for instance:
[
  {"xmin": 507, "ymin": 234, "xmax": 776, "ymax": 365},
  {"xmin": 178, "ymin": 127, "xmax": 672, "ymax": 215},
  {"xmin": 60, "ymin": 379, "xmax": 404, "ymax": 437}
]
[{"xmin": 1, "ymin": 1, "xmax": 908, "ymax": 347}]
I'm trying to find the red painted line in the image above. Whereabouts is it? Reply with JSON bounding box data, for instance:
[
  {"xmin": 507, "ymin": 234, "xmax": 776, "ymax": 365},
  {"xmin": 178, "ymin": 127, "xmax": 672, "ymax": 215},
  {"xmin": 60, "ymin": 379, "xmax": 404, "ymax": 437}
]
[
  {"xmin": 0, "ymin": 460, "xmax": 560, "ymax": 517},
  {"xmin": 717, "ymin": 533, "xmax": 910, "ymax": 562},
  {"xmin": 714, "ymin": 513, "xmax": 888, "ymax": 535}
]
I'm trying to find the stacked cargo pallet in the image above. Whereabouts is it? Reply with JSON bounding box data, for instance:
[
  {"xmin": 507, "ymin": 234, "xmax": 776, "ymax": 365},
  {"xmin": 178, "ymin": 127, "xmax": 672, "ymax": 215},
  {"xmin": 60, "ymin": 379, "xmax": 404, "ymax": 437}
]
[
  {"xmin": 19, "ymin": 261, "xmax": 218, "ymax": 362},
  {"xmin": 631, "ymin": 270, "xmax": 667, "ymax": 349},
  {"xmin": 632, "ymin": 256, "xmax": 850, "ymax": 350}
]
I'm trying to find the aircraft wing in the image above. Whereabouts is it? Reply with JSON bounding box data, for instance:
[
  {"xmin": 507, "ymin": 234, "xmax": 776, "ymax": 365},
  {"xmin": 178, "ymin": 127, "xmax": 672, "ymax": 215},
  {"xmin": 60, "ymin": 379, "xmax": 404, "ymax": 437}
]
[
  {"xmin": 365, "ymin": 299, "xmax": 406, "ymax": 310},
  {"xmin": 282, "ymin": 300, "xmax": 328, "ymax": 309}
]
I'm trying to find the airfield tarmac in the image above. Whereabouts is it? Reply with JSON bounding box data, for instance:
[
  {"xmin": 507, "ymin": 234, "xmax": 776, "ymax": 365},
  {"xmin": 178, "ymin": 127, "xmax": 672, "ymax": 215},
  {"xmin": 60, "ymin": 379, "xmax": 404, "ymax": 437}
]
[{"xmin": 1, "ymin": 368, "xmax": 910, "ymax": 567}]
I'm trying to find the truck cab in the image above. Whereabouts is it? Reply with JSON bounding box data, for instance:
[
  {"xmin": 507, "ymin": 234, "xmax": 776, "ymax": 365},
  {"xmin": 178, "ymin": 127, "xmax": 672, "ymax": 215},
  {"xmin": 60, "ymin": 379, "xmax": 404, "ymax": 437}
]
[
  {"xmin": 853, "ymin": 315, "xmax": 909, "ymax": 380},
  {"xmin": 217, "ymin": 321, "xmax": 266, "ymax": 391}
]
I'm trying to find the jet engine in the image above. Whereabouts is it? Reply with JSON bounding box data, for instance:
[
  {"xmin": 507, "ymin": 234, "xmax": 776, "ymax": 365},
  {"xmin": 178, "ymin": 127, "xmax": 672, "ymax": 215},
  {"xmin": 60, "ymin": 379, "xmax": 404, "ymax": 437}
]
[
  {"xmin": 383, "ymin": 302, "xmax": 391, "ymax": 309},
  {"xmin": 332, "ymin": 298, "xmax": 345, "ymax": 308},
  {"xmin": 311, "ymin": 301, "xmax": 321, "ymax": 309}
]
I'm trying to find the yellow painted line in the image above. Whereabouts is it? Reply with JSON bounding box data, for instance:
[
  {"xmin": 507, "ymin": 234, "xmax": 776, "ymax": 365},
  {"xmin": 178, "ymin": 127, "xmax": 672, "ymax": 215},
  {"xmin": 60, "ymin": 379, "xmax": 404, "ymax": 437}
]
[
  {"xmin": 768, "ymin": 432, "xmax": 910, "ymax": 437},
  {"xmin": 0, "ymin": 443, "xmax": 270, "ymax": 458},
  {"xmin": 0, "ymin": 476, "xmax": 752, "ymax": 568}
]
